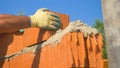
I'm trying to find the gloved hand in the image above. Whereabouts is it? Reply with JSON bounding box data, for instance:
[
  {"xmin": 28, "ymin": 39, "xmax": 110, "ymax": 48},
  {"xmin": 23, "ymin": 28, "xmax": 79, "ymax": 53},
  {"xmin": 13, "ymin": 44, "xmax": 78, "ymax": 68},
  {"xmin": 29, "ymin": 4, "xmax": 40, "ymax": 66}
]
[{"xmin": 30, "ymin": 8, "xmax": 60, "ymax": 30}]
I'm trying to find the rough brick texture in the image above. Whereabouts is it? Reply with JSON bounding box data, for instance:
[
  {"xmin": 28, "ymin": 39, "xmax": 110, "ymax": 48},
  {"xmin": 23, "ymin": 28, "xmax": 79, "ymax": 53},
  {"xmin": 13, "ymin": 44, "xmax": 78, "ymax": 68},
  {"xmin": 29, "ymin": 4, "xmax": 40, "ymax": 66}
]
[
  {"xmin": 0, "ymin": 12, "xmax": 69, "ymax": 56},
  {"xmin": 0, "ymin": 13, "xmax": 103, "ymax": 68}
]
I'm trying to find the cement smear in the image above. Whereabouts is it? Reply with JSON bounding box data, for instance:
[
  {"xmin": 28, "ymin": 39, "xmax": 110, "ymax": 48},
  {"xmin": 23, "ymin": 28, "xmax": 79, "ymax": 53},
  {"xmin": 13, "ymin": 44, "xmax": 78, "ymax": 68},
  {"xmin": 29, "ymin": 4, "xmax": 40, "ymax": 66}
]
[
  {"xmin": 0, "ymin": 20, "xmax": 98, "ymax": 60},
  {"xmin": 40, "ymin": 20, "xmax": 98, "ymax": 47}
]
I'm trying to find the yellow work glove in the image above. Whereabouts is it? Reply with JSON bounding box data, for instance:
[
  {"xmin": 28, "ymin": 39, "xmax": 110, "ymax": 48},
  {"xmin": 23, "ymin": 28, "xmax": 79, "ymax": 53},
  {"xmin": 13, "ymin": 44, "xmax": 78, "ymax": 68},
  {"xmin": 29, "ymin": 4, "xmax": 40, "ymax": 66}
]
[{"xmin": 30, "ymin": 8, "xmax": 60, "ymax": 30}]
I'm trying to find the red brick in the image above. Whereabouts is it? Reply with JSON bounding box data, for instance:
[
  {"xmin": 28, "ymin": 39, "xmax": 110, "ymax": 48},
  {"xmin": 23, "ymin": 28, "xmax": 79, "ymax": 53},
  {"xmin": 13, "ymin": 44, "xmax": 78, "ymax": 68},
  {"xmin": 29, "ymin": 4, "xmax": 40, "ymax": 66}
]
[
  {"xmin": 49, "ymin": 45, "xmax": 59, "ymax": 68},
  {"xmin": 23, "ymin": 12, "xmax": 69, "ymax": 47},
  {"xmin": 0, "ymin": 12, "xmax": 104, "ymax": 68},
  {"xmin": 56, "ymin": 34, "xmax": 70, "ymax": 68},
  {"xmin": 9, "ymin": 53, "xmax": 24, "ymax": 68},
  {"xmin": 70, "ymin": 32, "xmax": 79, "ymax": 67},
  {"xmin": 54, "ymin": 12, "xmax": 69, "ymax": 29},
  {"xmin": 96, "ymin": 33, "xmax": 103, "ymax": 68},
  {"xmin": 8, "ymin": 52, "xmax": 35, "ymax": 68},
  {"xmin": 58, "ymin": 33, "xmax": 73, "ymax": 68},
  {"xmin": 0, "ymin": 12, "xmax": 69, "ymax": 57},
  {"xmin": 0, "ymin": 60, "xmax": 9, "ymax": 68},
  {"xmin": 38, "ymin": 39, "xmax": 72, "ymax": 68},
  {"xmin": 65, "ymin": 33, "xmax": 74, "ymax": 67},
  {"xmin": 89, "ymin": 34, "xmax": 97, "ymax": 67},
  {"xmin": 77, "ymin": 32, "xmax": 86, "ymax": 67},
  {"xmin": 23, "ymin": 28, "xmax": 50, "ymax": 47},
  {"xmin": 39, "ymin": 45, "xmax": 49, "ymax": 68},
  {"xmin": 22, "ymin": 53, "xmax": 35, "ymax": 68},
  {"xmin": 85, "ymin": 35, "xmax": 91, "ymax": 68},
  {"xmin": 0, "ymin": 33, "xmax": 24, "ymax": 56}
]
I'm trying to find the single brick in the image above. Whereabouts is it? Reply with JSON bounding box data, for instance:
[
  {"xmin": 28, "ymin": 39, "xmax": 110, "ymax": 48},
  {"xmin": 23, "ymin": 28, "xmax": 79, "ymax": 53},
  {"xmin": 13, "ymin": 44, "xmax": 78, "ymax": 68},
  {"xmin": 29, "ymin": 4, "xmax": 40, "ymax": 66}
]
[
  {"xmin": 77, "ymin": 32, "xmax": 87, "ymax": 67},
  {"xmin": 96, "ymin": 33, "xmax": 103, "ymax": 68},
  {"xmin": 89, "ymin": 34, "xmax": 97, "ymax": 67},
  {"xmin": 70, "ymin": 32, "xmax": 79, "ymax": 67}
]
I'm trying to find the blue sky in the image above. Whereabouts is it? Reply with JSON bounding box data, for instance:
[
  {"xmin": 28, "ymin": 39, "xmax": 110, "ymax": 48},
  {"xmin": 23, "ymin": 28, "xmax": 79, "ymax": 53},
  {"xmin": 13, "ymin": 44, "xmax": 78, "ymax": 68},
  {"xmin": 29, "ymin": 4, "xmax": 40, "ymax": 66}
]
[{"xmin": 0, "ymin": 0, "xmax": 103, "ymax": 26}]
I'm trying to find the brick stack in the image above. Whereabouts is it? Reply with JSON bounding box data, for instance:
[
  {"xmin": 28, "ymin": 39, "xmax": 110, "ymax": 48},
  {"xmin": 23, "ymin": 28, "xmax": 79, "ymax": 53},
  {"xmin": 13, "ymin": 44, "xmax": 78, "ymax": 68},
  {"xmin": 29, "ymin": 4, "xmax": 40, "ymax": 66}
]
[{"xmin": 0, "ymin": 12, "xmax": 103, "ymax": 68}]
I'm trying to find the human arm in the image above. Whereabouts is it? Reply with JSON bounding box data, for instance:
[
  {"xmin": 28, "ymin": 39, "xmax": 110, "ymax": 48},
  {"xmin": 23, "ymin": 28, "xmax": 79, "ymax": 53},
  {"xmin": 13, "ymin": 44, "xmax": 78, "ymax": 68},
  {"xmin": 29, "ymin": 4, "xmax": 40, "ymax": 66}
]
[
  {"xmin": 0, "ymin": 8, "xmax": 60, "ymax": 33},
  {"xmin": 0, "ymin": 15, "xmax": 30, "ymax": 33}
]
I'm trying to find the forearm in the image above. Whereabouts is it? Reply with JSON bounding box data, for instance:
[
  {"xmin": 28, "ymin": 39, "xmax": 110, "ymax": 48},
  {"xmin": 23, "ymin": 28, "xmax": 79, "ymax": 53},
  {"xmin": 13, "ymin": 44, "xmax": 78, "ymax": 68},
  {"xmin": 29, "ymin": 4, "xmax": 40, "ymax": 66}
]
[
  {"xmin": 0, "ymin": 8, "xmax": 60, "ymax": 33},
  {"xmin": 0, "ymin": 14, "xmax": 31, "ymax": 33},
  {"xmin": 0, "ymin": 14, "xmax": 16, "ymax": 18}
]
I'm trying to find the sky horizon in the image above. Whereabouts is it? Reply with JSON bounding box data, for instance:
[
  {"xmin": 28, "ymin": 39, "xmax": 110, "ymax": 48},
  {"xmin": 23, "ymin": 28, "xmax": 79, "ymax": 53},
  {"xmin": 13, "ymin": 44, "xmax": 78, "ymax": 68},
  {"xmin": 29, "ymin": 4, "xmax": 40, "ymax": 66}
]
[{"xmin": 0, "ymin": 0, "xmax": 103, "ymax": 26}]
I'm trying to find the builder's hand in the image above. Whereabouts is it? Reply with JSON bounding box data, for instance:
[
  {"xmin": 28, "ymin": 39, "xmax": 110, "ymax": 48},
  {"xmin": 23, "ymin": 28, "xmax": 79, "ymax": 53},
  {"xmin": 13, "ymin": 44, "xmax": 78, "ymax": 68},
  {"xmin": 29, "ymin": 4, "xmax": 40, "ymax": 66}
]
[{"xmin": 30, "ymin": 8, "xmax": 60, "ymax": 30}]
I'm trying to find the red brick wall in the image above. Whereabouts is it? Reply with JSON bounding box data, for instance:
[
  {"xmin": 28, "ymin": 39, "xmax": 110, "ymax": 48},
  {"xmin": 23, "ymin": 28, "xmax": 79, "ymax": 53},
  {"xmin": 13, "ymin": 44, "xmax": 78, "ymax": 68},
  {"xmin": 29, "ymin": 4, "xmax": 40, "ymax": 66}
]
[{"xmin": 0, "ymin": 13, "xmax": 103, "ymax": 68}]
